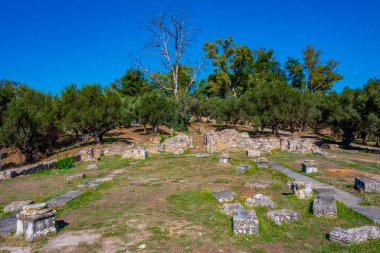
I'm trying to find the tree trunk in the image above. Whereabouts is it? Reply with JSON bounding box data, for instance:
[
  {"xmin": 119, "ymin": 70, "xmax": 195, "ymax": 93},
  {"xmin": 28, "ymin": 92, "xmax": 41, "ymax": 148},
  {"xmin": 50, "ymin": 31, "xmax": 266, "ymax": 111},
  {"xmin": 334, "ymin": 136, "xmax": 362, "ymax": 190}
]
[
  {"xmin": 152, "ymin": 124, "xmax": 159, "ymax": 134},
  {"xmin": 93, "ymin": 131, "xmax": 104, "ymax": 144},
  {"xmin": 342, "ymin": 130, "xmax": 354, "ymax": 146},
  {"xmin": 360, "ymin": 131, "xmax": 367, "ymax": 144},
  {"xmin": 143, "ymin": 124, "xmax": 147, "ymax": 134}
]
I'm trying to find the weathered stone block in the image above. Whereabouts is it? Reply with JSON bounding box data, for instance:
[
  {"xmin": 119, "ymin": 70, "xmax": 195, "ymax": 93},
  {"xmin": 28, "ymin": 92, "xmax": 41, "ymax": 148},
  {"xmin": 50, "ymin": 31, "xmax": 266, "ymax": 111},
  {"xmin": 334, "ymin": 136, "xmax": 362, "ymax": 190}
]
[
  {"xmin": 122, "ymin": 147, "xmax": 148, "ymax": 160},
  {"xmin": 87, "ymin": 164, "xmax": 98, "ymax": 170},
  {"xmin": 212, "ymin": 190, "xmax": 236, "ymax": 203},
  {"xmin": 195, "ymin": 153, "xmax": 210, "ymax": 158},
  {"xmin": 221, "ymin": 203, "xmax": 244, "ymax": 216},
  {"xmin": 78, "ymin": 181, "xmax": 101, "ymax": 188},
  {"xmin": 329, "ymin": 226, "xmax": 380, "ymax": 245},
  {"xmin": 244, "ymin": 179, "xmax": 271, "ymax": 189},
  {"xmin": 4, "ymin": 200, "xmax": 34, "ymax": 213},
  {"xmin": 219, "ymin": 154, "xmax": 230, "ymax": 164},
  {"xmin": 46, "ymin": 190, "xmax": 83, "ymax": 208},
  {"xmin": 16, "ymin": 203, "xmax": 56, "ymax": 241},
  {"xmin": 355, "ymin": 177, "xmax": 380, "ymax": 193},
  {"xmin": 236, "ymin": 164, "xmax": 251, "ymax": 174},
  {"xmin": 267, "ymin": 209, "xmax": 300, "ymax": 225},
  {"xmin": 287, "ymin": 181, "xmax": 313, "ymax": 199},
  {"xmin": 246, "ymin": 194, "xmax": 275, "ymax": 209},
  {"xmin": 233, "ymin": 209, "xmax": 259, "ymax": 235},
  {"xmin": 313, "ymin": 189, "xmax": 337, "ymax": 218},
  {"xmin": 254, "ymin": 157, "xmax": 269, "ymax": 168},
  {"xmin": 66, "ymin": 173, "xmax": 85, "ymax": 182},
  {"xmin": 246, "ymin": 149, "xmax": 260, "ymax": 158},
  {"xmin": 301, "ymin": 160, "xmax": 318, "ymax": 174},
  {"xmin": 160, "ymin": 133, "xmax": 193, "ymax": 154}
]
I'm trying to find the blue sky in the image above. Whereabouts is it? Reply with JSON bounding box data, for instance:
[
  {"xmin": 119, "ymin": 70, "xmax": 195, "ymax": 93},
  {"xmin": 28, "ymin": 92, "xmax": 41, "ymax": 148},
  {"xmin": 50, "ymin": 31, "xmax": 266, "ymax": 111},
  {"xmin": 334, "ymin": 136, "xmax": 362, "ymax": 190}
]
[{"xmin": 0, "ymin": 0, "xmax": 379, "ymax": 94}]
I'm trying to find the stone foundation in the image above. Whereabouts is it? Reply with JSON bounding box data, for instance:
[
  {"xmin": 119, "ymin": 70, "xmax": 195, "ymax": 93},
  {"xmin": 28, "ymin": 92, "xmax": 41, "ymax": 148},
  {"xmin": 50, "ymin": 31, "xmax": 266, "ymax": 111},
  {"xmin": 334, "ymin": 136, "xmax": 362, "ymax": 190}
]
[
  {"xmin": 267, "ymin": 209, "xmax": 300, "ymax": 225},
  {"xmin": 313, "ymin": 189, "xmax": 337, "ymax": 218},
  {"xmin": 287, "ymin": 181, "xmax": 313, "ymax": 199}
]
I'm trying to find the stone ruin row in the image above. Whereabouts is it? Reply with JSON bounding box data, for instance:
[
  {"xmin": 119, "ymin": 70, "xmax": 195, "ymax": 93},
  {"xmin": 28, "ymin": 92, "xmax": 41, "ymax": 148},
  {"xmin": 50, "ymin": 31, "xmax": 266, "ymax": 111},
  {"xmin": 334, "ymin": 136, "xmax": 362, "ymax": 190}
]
[
  {"xmin": 0, "ymin": 133, "xmax": 193, "ymax": 180},
  {"xmin": 204, "ymin": 129, "xmax": 325, "ymax": 154},
  {"xmin": 355, "ymin": 177, "xmax": 380, "ymax": 193}
]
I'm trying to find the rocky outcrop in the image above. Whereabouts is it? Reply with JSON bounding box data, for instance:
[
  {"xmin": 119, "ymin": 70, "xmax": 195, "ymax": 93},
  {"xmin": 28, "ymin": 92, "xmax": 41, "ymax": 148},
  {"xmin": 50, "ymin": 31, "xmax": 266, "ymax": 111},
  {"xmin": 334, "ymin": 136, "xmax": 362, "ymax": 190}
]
[{"xmin": 204, "ymin": 129, "xmax": 323, "ymax": 154}]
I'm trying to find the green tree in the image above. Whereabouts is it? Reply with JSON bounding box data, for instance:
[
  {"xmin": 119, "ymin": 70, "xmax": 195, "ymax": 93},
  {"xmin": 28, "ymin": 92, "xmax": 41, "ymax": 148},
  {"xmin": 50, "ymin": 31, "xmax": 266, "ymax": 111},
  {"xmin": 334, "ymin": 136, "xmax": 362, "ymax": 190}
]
[
  {"xmin": 0, "ymin": 80, "xmax": 17, "ymax": 127},
  {"xmin": 284, "ymin": 57, "xmax": 305, "ymax": 89},
  {"xmin": 111, "ymin": 69, "xmax": 151, "ymax": 96},
  {"xmin": 302, "ymin": 45, "xmax": 343, "ymax": 93},
  {"xmin": 252, "ymin": 49, "xmax": 286, "ymax": 85},
  {"xmin": 76, "ymin": 85, "xmax": 122, "ymax": 143},
  {"xmin": 0, "ymin": 87, "xmax": 59, "ymax": 162}
]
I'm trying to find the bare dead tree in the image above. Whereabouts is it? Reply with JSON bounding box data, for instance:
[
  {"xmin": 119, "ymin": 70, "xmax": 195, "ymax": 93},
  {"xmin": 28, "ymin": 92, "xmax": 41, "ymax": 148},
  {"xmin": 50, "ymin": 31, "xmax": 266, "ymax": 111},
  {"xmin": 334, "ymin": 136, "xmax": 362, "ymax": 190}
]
[{"xmin": 139, "ymin": 9, "xmax": 203, "ymax": 100}]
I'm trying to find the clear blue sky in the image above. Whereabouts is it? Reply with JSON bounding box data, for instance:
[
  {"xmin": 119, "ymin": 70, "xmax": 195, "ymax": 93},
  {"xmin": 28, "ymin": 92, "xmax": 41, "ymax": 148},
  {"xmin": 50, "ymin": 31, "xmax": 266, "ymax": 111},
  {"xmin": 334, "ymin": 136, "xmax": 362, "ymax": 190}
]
[{"xmin": 0, "ymin": 0, "xmax": 379, "ymax": 94}]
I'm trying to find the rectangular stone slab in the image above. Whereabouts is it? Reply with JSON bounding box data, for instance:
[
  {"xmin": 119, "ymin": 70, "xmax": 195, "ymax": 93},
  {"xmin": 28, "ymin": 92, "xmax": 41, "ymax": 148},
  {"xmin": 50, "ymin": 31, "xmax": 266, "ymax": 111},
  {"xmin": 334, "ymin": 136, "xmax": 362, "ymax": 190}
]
[
  {"xmin": 4, "ymin": 200, "xmax": 34, "ymax": 213},
  {"xmin": 46, "ymin": 190, "xmax": 84, "ymax": 208},
  {"xmin": 0, "ymin": 213, "xmax": 17, "ymax": 237},
  {"xmin": 66, "ymin": 173, "xmax": 85, "ymax": 182},
  {"xmin": 355, "ymin": 177, "xmax": 380, "ymax": 193}
]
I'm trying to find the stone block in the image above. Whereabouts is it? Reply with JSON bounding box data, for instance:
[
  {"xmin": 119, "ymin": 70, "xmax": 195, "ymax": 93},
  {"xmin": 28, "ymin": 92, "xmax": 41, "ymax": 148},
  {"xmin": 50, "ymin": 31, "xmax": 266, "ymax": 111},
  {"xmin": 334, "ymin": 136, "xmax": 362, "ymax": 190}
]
[
  {"xmin": 236, "ymin": 164, "xmax": 251, "ymax": 174},
  {"xmin": 355, "ymin": 177, "xmax": 380, "ymax": 193},
  {"xmin": 244, "ymin": 180, "xmax": 271, "ymax": 189},
  {"xmin": 46, "ymin": 190, "xmax": 84, "ymax": 208},
  {"xmin": 246, "ymin": 194, "xmax": 275, "ymax": 209},
  {"xmin": 78, "ymin": 181, "xmax": 102, "ymax": 189},
  {"xmin": 219, "ymin": 154, "xmax": 230, "ymax": 164},
  {"xmin": 246, "ymin": 149, "xmax": 260, "ymax": 158},
  {"xmin": 16, "ymin": 203, "xmax": 56, "ymax": 241},
  {"xmin": 267, "ymin": 209, "xmax": 300, "ymax": 225},
  {"xmin": 287, "ymin": 181, "xmax": 313, "ymax": 199},
  {"xmin": 313, "ymin": 189, "xmax": 337, "ymax": 218},
  {"xmin": 233, "ymin": 209, "xmax": 259, "ymax": 235},
  {"xmin": 221, "ymin": 203, "xmax": 244, "ymax": 216},
  {"xmin": 122, "ymin": 147, "xmax": 148, "ymax": 160},
  {"xmin": 212, "ymin": 190, "xmax": 236, "ymax": 203},
  {"xmin": 4, "ymin": 200, "xmax": 34, "ymax": 213},
  {"xmin": 301, "ymin": 160, "xmax": 318, "ymax": 174},
  {"xmin": 329, "ymin": 226, "xmax": 380, "ymax": 245},
  {"xmin": 87, "ymin": 164, "xmax": 98, "ymax": 170},
  {"xmin": 0, "ymin": 213, "xmax": 17, "ymax": 237},
  {"xmin": 66, "ymin": 173, "xmax": 85, "ymax": 182},
  {"xmin": 254, "ymin": 157, "xmax": 269, "ymax": 168},
  {"xmin": 195, "ymin": 153, "xmax": 210, "ymax": 158}
]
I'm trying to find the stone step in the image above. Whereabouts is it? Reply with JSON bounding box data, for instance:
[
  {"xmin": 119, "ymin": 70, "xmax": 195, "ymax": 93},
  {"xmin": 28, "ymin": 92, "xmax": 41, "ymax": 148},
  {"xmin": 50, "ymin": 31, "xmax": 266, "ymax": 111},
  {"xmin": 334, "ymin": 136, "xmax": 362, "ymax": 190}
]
[{"xmin": 46, "ymin": 191, "xmax": 84, "ymax": 208}]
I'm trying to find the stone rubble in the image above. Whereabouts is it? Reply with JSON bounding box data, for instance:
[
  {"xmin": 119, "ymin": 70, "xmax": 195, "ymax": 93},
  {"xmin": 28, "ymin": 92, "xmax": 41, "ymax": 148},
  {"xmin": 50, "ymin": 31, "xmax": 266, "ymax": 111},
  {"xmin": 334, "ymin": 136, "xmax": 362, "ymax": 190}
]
[
  {"xmin": 267, "ymin": 209, "xmax": 300, "ymax": 225},
  {"xmin": 4, "ymin": 200, "xmax": 34, "ymax": 213},
  {"xmin": 246, "ymin": 194, "xmax": 275, "ymax": 209},
  {"xmin": 212, "ymin": 190, "xmax": 236, "ymax": 203},
  {"xmin": 160, "ymin": 133, "xmax": 193, "ymax": 154},
  {"xmin": 301, "ymin": 160, "xmax": 318, "ymax": 174},
  {"xmin": 236, "ymin": 164, "xmax": 251, "ymax": 174},
  {"xmin": 313, "ymin": 189, "xmax": 337, "ymax": 218},
  {"xmin": 221, "ymin": 203, "xmax": 245, "ymax": 216},
  {"xmin": 244, "ymin": 179, "xmax": 271, "ymax": 189},
  {"xmin": 16, "ymin": 203, "xmax": 57, "ymax": 241},
  {"xmin": 355, "ymin": 177, "xmax": 380, "ymax": 193},
  {"xmin": 287, "ymin": 181, "xmax": 313, "ymax": 199},
  {"xmin": 329, "ymin": 226, "xmax": 380, "ymax": 245},
  {"xmin": 233, "ymin": 209, "xmax": 259, "ymax": 235}
]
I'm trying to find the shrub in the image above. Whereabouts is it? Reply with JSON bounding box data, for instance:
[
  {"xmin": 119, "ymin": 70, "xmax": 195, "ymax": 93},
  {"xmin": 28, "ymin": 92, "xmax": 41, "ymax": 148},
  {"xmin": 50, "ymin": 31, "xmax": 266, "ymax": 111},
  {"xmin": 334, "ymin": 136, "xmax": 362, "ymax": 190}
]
[{"xmin": 56, "ymin": 156, "xmax": 75, "ymax": 170}]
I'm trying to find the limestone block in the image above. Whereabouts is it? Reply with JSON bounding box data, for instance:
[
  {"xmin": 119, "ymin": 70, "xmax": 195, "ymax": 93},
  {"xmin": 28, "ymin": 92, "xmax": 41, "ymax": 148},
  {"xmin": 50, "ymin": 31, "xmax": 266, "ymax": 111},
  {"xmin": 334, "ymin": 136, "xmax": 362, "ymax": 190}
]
[
  {"xmin": 122, "ymin": 147, "xmax": 148, "ymax": 160},
  {"xmin": 329, "ymin": 226, "xmax": 380, "ymax": 245},
  {"xmin": 301, "ymin": 160, "xmax": 318, "ymax": 174},
  {"xmin": 219, "ymin": 154, "xmax": 230, "ymax": 164},
  {"xmin": 267, "ymin": 209, "xmax": 300, "ymax": 225},
  {"xmin": 246, "ymin": 194, "xmax": 275, "ymax": 209},
  {"xmin": 236, "ymin": 164, "xmax": 251, "ymax": 174},
  {"xmin": 244, "ymin": 180, "xmax": 271, "ymax": 189},
  {"xmin": 212, "ymin": 190, "xmax": 236, "ymax": 203},
  {"xmin": 233, "ymin": 209, "xmax": 259, "ymax": 235},
  {"xmin": 4, "ymin": 200, "xmax": 34, "ymax": 213},
  {"xmin": 16, "ymin": 203, "xmax": 56, "ymax": 241},
  {"xmin": 246, "ymin": 149, "xmax": 260, "ymax": 158},
  {"xmin": 313, "ymin": 189, "xmax": 337, "ymax": 218},
  {"xmin": 287, "ymin": 181, "xmax": 313, "ymax": 199},
  {"xmin": 355, "ymin": 177, "xmax": 380, "ymax": 193},
  {"xmin": 221, "ymin": 203, "xmax": 244, "ymax": 216}
]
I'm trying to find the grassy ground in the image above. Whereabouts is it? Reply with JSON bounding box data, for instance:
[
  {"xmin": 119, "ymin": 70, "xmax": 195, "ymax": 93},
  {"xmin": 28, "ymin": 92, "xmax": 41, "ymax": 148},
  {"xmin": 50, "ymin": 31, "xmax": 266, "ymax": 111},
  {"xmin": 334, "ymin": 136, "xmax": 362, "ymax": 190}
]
[{"xmin": 1, "ymin": 138, "xmax": 380, "ymax": 252}]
